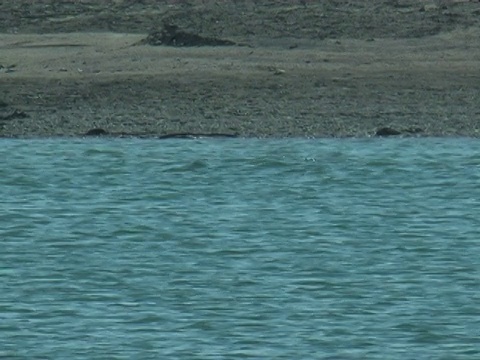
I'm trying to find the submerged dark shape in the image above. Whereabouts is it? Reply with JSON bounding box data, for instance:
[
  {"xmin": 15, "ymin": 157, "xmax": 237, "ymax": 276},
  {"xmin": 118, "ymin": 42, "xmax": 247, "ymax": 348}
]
[
  {"xmin": 403, "ymin": 127, "xmax": 424, "ymax": 134},
  {"xmin": 142, "ymin": 24, "xmax": 236, "ymax": 47}
]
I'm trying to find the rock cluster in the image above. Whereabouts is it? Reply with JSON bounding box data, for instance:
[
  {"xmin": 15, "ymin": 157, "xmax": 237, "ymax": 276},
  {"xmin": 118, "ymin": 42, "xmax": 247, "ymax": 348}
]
[{"xmin": 141, "ymin": 24, "xmax": 236, "ymax": 47}]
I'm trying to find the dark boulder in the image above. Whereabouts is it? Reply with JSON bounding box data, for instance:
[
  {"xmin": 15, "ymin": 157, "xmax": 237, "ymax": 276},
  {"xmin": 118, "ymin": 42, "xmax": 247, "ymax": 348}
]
[
  {"xmin": 375, "ymin": 127, "xmax": 402, "ymax": 137},
  {"xmin": 375, "ymin": 126, "xmax": 424, "ymax": 137},
  {"xmin": 84, "ymin": 128, "xmax": 108, "ymax": 136}
]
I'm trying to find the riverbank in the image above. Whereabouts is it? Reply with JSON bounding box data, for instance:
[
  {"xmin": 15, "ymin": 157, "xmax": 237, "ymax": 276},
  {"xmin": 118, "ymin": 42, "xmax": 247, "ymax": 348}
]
[{"xmin": 1, "ymin": 1, "xmax": 479, "ymax": 137}]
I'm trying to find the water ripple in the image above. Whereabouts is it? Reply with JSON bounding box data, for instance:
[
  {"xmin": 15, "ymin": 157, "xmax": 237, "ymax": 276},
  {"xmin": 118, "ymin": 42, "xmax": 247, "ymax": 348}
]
[{"xmin": 1, "ymin": 138, "xmax": 480, "ymax": 359}]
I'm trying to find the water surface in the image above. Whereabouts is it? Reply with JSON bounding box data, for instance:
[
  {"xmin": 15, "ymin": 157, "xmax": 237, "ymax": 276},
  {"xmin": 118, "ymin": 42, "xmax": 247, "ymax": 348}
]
[{"xmin": 1, "ymin": 138, "xmax": 479, "ymax": 359}]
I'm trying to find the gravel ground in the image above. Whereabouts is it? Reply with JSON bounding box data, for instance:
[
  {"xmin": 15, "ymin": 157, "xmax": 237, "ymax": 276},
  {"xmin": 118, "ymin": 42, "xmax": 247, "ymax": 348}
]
[{"xmin": 1, "ymin": 0, "xmax": 479, "ymax": 137}]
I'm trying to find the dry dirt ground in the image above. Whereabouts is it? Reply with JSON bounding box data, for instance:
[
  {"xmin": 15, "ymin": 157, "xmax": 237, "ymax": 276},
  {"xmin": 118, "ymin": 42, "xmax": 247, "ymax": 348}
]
[{"xmin": 1, "ymin": 0, "xmax": 480, "ymax": 137}]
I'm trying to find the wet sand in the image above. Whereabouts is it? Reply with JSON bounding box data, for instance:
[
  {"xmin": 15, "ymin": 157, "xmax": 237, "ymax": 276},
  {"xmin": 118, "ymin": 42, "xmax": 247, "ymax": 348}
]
[{"xmin": 1, "ymin": 0, "xmax": 479, "ymax": 137}]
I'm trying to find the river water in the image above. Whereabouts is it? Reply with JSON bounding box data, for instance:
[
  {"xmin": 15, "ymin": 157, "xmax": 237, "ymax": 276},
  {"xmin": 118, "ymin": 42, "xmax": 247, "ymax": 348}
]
[{"xmin": 1, "ymin": 137, "xmax": 479, "ymax": 359}]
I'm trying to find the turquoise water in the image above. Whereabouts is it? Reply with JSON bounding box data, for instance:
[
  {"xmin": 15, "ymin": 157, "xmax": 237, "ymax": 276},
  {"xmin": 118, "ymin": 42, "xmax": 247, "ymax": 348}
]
[{"xmin": 1, "ymin": 138, "xmax": 479, "ymax": 359}]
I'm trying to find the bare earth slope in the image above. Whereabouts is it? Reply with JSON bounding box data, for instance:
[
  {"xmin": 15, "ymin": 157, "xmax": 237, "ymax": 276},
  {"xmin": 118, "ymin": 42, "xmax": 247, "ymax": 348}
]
[{"xmin": 1, "ymin": 0, "xmax": 479, "ymax": 137}]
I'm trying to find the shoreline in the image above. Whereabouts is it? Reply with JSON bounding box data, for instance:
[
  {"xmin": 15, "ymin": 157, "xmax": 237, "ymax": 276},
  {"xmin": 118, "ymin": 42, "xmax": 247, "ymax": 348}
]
[
  {"xmin": 1, "ymin": 32, "xmax": 478, "ymax": 138},
  {"xmin": 1, "ymin": 1, "xmax": 480, "ymax": 138},
  {"xmin": 1, "ymin": 32, "xmax": 479, "ymax": 138}
]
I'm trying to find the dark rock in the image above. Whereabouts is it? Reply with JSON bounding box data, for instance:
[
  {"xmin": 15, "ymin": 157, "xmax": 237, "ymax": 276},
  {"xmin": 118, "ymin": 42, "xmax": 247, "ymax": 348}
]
[
  {"xmin": 0, "ymin": 109, "xmax": 28, "ymax": 121},
  {"xmin": 84, "ymin": 128, "xmax": 108, "ymax": 136},
  {"xmin": 141, "ymin": 24, "xmax": 236, "ymax": 47},
  {"xmin": 0, "ymin": 64, "xmax": 17, "ymax": 74},
  {"xmin": 375, "ymin": 127, "xmax": 402, "ymax": 137}
]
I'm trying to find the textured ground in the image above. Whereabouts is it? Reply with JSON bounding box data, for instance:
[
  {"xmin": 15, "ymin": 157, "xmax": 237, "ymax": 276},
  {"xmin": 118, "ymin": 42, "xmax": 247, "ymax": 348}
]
[{"xmin": 1, "ymin": 0, "xmax": 479, "ymax": 137}]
